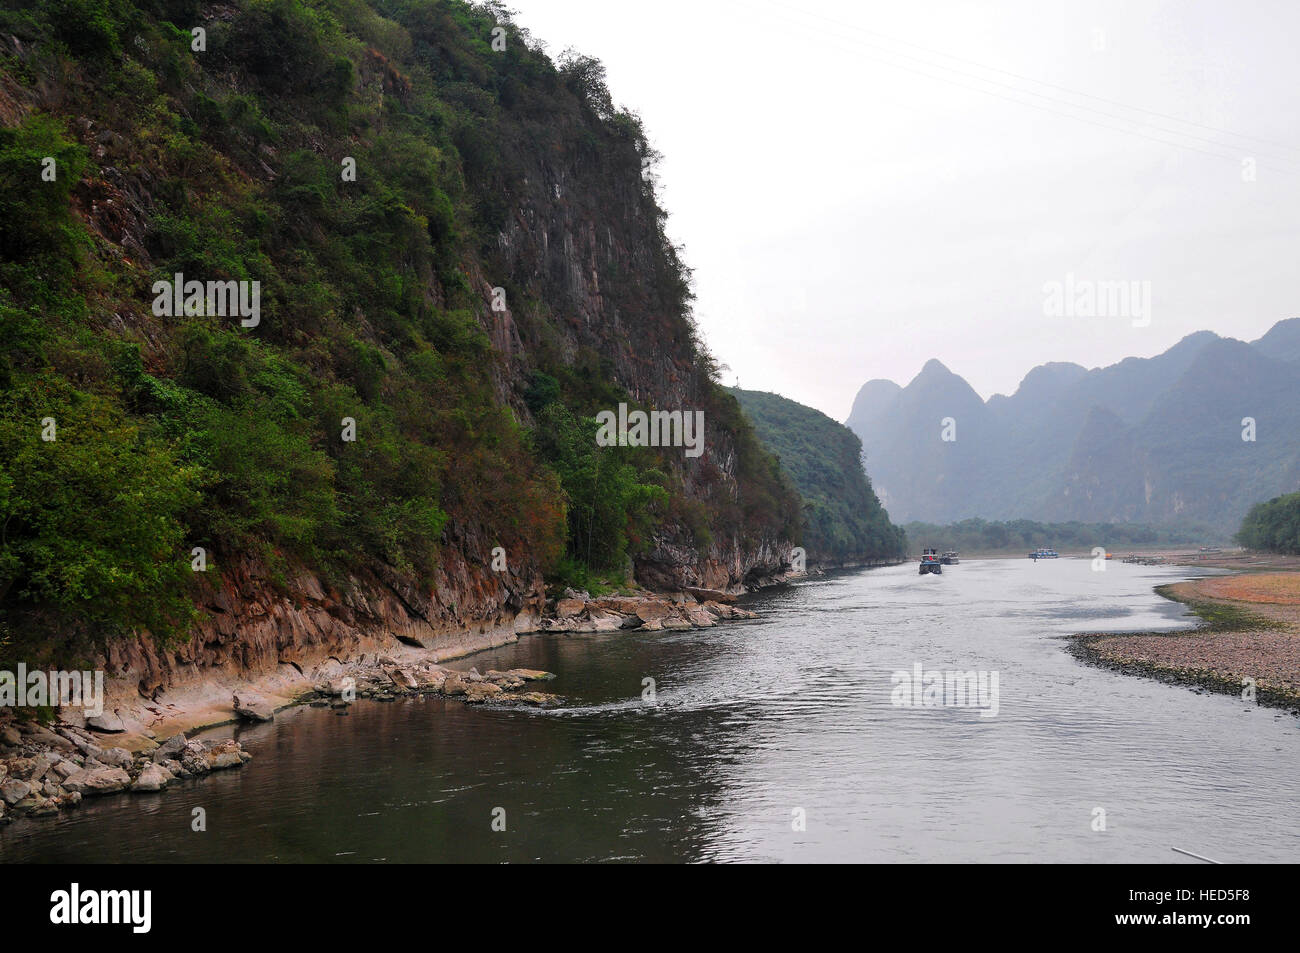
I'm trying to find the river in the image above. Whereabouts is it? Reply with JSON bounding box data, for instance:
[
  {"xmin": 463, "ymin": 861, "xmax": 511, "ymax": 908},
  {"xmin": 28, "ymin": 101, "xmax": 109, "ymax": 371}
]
[{"xmin": 3, "ymin": 558, "xmax": 1297, "ymax": 863}]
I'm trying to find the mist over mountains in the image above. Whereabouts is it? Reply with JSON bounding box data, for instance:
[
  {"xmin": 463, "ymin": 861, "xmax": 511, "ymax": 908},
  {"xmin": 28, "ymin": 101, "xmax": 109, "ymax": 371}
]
[{"xmin": 845, "ymin": 319, "xmax": 1300, "ymax": 532}]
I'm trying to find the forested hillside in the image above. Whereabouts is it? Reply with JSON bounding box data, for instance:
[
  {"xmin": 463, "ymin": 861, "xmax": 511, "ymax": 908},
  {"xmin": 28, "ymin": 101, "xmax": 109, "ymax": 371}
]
[
  {"xmin": 728, "ymin": 388, "xmax": 904, "ymax": 564},
  {"xmin": 0, "ymin": 0, "xmax": 801, "ymax": 668}
]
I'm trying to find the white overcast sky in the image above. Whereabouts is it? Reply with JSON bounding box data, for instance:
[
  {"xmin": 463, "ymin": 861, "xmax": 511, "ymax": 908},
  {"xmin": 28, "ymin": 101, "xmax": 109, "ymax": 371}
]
[{"xmin": 507, "ymin": 0, "xmax": 1300, "ymax": 419}]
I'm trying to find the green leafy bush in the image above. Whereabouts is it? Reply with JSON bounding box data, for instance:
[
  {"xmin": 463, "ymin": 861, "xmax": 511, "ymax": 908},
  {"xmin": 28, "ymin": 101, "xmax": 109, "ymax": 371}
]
[{"xmin": 1237, "ymin": 492, "xmax": 1300, "ymax": 554}]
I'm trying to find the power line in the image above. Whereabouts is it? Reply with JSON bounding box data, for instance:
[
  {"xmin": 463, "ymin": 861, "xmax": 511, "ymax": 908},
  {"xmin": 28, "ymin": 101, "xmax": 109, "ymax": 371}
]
[
  {"xmin": 755, "ymin": 0, "xmax": 1300, "ymax": 157},
  {"xmin": 725, "ymin": 0, "xmax": 1300, "ymax": 176}
]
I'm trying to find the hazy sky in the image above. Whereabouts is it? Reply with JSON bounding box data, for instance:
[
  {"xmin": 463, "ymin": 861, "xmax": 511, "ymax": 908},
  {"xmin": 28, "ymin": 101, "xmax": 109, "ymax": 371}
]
[{"xmin": 508, "ymin": 0, "xmax": 1300, "ymax": 419}]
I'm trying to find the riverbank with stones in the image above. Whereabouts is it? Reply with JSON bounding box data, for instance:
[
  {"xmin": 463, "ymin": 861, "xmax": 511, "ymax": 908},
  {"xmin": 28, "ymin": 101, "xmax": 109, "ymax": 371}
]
[
  {"xmin": 0, "ymin": 588, "xmax": 759, "ymax": 825},
  {"xmin": 1070, "ymin": 572, "xmax": 1300, "ymax": 712}
]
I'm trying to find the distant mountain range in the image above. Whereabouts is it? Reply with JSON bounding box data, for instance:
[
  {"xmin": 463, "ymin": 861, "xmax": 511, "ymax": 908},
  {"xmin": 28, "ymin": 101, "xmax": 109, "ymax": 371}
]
[{"xmin": 845, "ymin": 318, "xmax": 1300, "ymax": 531}]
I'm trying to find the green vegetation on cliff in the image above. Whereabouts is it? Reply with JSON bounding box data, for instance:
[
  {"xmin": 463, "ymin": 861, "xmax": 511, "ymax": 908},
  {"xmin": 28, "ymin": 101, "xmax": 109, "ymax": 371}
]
[
  {"xmin": 728, "ymin": 388, "xmax": 904, "ymax": 562},
  {"xmin": 1236, "ymin": 491, "xmax": 1300, "ymax": 554},
  {"xmin": 0, "ymin": 0, "xmax": 800, "ymax": 661}
]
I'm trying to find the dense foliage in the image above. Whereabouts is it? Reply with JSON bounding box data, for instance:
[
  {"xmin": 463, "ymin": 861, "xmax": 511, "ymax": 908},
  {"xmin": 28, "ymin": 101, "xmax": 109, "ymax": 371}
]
[
  {"xmin": 728, "ymin": 388, "xmax": 904, "ymax": 562},
  {"xmin": 0, "ymin": 0, "xmax": 799, "ymax": 660},
  {"xmin": 904, "ymin": 517, "xmax": 1223, "ymax": 555},
  {"xmin": 1236, "ymin": 491, "xmax": 1300, "ymax": 554}
]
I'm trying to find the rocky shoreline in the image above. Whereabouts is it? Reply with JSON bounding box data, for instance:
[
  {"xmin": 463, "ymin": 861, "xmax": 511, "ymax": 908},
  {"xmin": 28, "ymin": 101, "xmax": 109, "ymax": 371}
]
[
  {"xmin": 537, "ymin": 586, "xmax": 758, "ymax": 634},
  {"xmin": 0, "ymin": 722, "xmax": 251, "ymax": 822},
  {"xmin": 0, "ymin": 588, "xmax": 761, "ymax": 826},
  {"xmin": 1070, "ymin": 572, "xmax": 1300, "ymax": 712}
]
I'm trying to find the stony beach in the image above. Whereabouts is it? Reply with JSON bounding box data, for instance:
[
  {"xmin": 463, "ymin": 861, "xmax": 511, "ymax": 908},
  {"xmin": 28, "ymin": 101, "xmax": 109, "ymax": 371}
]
[{"xmin": 1073, "ymin": 572, "xmax": 1300, "ymax": 709}]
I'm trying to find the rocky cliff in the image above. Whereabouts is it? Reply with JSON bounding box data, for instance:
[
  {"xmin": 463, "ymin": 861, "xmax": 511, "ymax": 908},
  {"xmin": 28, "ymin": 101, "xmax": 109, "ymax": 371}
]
[{"xmin": 0, "ymin": 0, "xmax": 802, "ymax": 699}]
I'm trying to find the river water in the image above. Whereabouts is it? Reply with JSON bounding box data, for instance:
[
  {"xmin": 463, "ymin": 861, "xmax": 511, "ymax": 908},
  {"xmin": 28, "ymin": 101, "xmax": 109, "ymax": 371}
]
[{"xmin": 3, "ymin": 558, "xmax": 1297, "ymax": 863}]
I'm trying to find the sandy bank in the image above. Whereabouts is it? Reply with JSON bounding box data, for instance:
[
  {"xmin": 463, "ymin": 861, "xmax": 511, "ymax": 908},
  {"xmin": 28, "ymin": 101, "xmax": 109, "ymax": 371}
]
[{"xmin": 1071, "ymin": 572, "xmax": 1300, "ymax": 710}]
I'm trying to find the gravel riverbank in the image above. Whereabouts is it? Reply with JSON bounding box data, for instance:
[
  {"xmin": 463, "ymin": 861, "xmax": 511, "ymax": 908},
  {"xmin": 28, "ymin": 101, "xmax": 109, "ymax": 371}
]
[{"xmin": 1072, "ymin": 572, "xmax": 1300, "ymax": 710}]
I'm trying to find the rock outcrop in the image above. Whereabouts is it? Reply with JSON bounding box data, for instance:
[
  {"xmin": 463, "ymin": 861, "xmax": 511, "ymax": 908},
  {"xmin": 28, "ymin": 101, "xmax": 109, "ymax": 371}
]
[{"xmin": 0, "ymin": 720, "xmax": 251, "ymax": 823}]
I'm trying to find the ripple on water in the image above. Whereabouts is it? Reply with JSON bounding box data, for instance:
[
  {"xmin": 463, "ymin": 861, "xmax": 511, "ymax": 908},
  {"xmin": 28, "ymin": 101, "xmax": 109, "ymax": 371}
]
[{"xmin": 0, "ymin": 561, "xmax": 1295, "ymax": 862}]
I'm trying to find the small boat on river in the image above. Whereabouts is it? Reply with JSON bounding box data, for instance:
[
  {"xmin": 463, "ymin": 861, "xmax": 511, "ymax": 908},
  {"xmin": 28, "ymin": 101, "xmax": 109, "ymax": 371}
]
[{"xmin": 919, "ymin": 548, "xmax": 943, "ymax": 575}]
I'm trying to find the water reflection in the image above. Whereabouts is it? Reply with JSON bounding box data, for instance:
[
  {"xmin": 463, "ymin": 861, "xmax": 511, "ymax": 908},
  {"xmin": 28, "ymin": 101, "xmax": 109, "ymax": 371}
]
[{"xmin": 3, "ymin": 559, "xmax": 1297, "ymax": 863}]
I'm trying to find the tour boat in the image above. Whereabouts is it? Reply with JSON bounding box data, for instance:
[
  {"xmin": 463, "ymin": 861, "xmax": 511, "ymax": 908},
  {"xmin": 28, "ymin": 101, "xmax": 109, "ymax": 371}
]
[{"xmin": 919, "ymin": 548, "xmax": 943, "ymax": 574}]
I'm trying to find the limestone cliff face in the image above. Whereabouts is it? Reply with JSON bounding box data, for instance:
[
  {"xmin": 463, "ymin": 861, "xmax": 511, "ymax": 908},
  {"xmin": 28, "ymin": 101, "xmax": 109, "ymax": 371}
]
[
  {"xmin": 98, "ymin": 521, "xmax": 544, "ymax": 708},
  {"xmin": 0, "ymin": 6, "xmax": 802, "ymax": 699},
  {"xmin": 633, "ymin": 532, "xmax": 795, "ymax": 594},
  {"xmin": 474, "ymin": 117, "xmax": 798, "ymax": 592},
  {"xmin": 91, "ymin": 116, "xmax": 790, "ymax": 698}
]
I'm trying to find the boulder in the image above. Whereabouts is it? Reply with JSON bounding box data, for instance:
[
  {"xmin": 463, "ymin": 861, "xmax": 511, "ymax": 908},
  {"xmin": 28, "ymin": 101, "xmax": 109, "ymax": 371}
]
[
  {"xmin": 152, "ymin": 734, "xmax": 187, "ymax": 764},
  {"xmin": 507, "ymin": 669, "xmax": 556, "ymax": 682},
  {"xmin": 86, "ymin": 712, "xmax": 126, "ymax": 733},
  {"xmin": 555, "ymin": 598, "xmax": 585, "ymax": 618},
  {"xmin": 416, "ymin": 670, "xmax": 447, "ymax": 692},
  {"xmin": 686, "ymin": 607, "xmax": 717, "ymax": 628},
  {"xmin": 131, "ymin": 764, "xmax": 170, "ymax": 792},
  {"xmin": 29, "ymin": 752, "xmax": 61, "ymax": 783},
  {"xmin": 685, "ymin": 586, "xmax": 736, "ymax": 604},
  {"xmin": 97, "ymin": 747, "xmax": 133, "ymax": 768},
  {"xmin": 442, "ymin": 674, "xmax": 468, "ymax": 696},
  {"xmin": 180, "ymin": 741, "xmax": 211, "ymax": 776},
  {"xmin": 61, "ymin": 731, "xmax": 103, "ymax": 758},
  {"xmin": 1, "ymin": 778, "xmax": 32, "ymax": 805},
  {"xmin": 386, "ymin": 667, "xmax": 419, "ymax": 691},
  {"xmin": 463, "ymin": 682, "xmax": 504, "ymax": 704},
  {"xmin": 17, "ymin": 795, "xmax": 57, "ymax": 817},
  {"xmin": 61, "ymin": 766, "xmax": 130, "ymax": 796},
  {"xmin": 325, "ymin": 677, "xmax": 355, "ymax": 697},
  {"xmin": 232, "ymin": 691, "xmax": 275, "ymax": 722},
  {"xmin": 635, "ymin": 600, "xmax": 674, "ymax": 623},
  {"xmin": 504, "ymin": 692, "xmax": 561, "ymax": 707},
  {"xmin": 25, "ymin": 724, "xmax": 71, "ymax": 748},
  {"xmin": 0, "ymin": 725, "xmax": 21, "ymax": 746},
  {"xmin": 207, "ymin": 741, "xmax": 243, "ymax": 770},
  {"xmin": 584, "ymin": 610, "xmax": 625, "ymax": 633}
]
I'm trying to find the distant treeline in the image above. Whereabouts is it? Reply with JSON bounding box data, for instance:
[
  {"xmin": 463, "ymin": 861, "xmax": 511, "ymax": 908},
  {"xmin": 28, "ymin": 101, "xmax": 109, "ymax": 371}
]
[
  {"xmin": 1236, "ymin": 492, "xmax": 1300, "ymax": 555},
  {"xmin": 903, "ymin": 518, "xmax": 1223, "ymax": 554}
]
